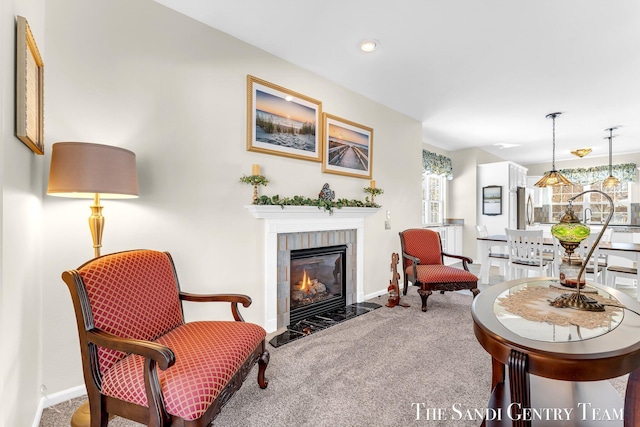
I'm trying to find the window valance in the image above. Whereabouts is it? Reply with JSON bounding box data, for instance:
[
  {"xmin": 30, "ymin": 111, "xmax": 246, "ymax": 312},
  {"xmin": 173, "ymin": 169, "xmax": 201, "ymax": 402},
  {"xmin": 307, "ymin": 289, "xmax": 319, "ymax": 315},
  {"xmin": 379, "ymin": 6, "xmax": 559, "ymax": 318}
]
[
  {"xmin": 550, "ymin": 163, "xmax": 637, "ymax": 185},
  {"xmin": 422, "ymin": 150, "xmax": 453, "ymax": 180}
]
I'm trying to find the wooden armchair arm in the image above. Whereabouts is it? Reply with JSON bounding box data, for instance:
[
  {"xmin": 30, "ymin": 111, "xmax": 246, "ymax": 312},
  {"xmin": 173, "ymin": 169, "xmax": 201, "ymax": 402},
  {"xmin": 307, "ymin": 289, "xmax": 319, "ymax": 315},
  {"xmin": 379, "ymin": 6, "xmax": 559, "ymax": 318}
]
[
  {"xmin": 87, "ymin": 329, "xmax": 175, "ymax": 423},
  {"xmin": 442, "ymin": 252, "xmax": 474, "ymax": 271},
  {"xmin": 402, "ymin": 251, "xmax": 421, "ymax": 279},
  {"xmin": 87, "ymin": 329, "xmax": 175, "ymax": 370},
  {"xmin": 179, "ymin": 292, "xmax": 252, "ymax": 322}
]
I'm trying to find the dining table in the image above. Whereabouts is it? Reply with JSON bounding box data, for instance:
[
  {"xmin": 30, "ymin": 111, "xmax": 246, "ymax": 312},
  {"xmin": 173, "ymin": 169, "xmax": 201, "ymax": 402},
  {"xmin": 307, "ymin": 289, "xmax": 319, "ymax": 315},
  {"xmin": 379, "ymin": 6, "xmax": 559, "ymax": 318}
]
[{"xmin": 477, "ymin": 234, "xmax": 640, "ymax": 298}]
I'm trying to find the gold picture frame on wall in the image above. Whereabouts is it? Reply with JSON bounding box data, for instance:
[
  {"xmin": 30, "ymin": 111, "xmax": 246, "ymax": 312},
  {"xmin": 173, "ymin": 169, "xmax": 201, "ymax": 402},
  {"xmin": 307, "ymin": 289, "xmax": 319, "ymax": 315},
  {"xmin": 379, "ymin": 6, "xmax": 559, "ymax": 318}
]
[
  {"xmin": 322, "ymin": 113, "xmax": 373, "ymax": 179},
  {"xmin": 16, "ymin": 16, "xmax": 44, "ymax": 155},
  {"xmin": 246, "ymin": 75, "xmax": 322, "ymax": 162}
]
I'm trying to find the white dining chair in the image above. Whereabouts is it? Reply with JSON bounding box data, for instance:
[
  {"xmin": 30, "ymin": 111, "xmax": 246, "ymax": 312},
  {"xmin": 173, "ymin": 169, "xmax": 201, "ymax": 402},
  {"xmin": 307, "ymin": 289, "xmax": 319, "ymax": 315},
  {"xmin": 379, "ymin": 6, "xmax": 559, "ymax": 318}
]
[
  {"xmin": 596, "ymin": 228, "xmax": 613, "ymax": 285},
  {"xmin": 528, "ymin": 225, "xmax": 556, "ymax": 275},
  {"xmin": 607, "ymin": 264, "xmax": 638, "ymax": 289},
  {"xmin": 606, "ymin": 229, "xmax": 636, "ymax": 289},
  {"xmin": 505, "ymin": 228, "xmax": 553, "ymax": 280},
  {"xmin": 476, "ymin": 225, "xmax": 508, "ymax": 277}
]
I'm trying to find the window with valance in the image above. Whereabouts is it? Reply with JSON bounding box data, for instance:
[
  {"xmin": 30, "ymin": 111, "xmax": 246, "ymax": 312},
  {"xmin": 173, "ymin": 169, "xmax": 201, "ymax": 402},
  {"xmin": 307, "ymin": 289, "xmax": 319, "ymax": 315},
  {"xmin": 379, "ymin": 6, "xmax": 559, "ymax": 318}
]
[
  {"xmin": 547, "ymin": 163, "xmax": 637, "ymax": 224},
  {"xmin": 549, "ymin": 163, "xmax": 637, "ymax": 185},
  {"xmin": 422, "ymin": 150, "xmax": 452, "ymax": 224},
  {"xmin": 422, "ymin": 150, "xmax": 453, "ymax": 180}
]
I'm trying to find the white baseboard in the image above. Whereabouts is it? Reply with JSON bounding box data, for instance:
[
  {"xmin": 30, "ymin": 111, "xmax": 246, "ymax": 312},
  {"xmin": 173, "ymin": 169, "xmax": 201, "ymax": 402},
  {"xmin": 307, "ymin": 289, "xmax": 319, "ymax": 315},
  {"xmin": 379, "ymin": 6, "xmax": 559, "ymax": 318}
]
[
  {"xmin": 42, "ymin": 384, "xmax": 87, "ymax": 407},
  {"xmin": 365, "ymin": 288, "xmax": 389, "ymax": 300},
  {"xmin": 32, "ymin": 385, "xmax": 86, "ymax": 427}
]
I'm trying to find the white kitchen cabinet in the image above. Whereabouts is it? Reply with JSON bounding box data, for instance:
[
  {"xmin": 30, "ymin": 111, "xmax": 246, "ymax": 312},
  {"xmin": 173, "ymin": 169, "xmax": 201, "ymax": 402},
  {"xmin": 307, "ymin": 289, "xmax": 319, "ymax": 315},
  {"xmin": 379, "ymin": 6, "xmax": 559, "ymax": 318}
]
[
  {"xmin": 526, "ymin": 176, "xmax": 543, "ymax": 207},
  {"xmin": 477, "ymin": 161, "xmax": 528, "ymax": 235}
]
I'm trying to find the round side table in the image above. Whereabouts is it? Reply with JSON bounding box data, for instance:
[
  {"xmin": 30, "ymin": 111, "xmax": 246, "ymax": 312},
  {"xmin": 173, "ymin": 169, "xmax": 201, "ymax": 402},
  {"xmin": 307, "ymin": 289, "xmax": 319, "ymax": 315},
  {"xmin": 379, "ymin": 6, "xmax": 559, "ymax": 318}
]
[{"xmin": 472, "ymin": 277, "xmax": 640, "ymax": 427}]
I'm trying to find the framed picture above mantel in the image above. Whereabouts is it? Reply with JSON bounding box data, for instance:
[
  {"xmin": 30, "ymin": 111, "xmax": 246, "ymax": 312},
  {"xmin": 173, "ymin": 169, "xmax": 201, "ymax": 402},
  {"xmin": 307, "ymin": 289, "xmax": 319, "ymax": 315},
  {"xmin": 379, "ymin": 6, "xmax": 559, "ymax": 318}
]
[
  {"xmin": 246, "ymin": 75, "xmax": 322, "ymax": 162},
  {"xmin": 482, "ymin": 185, "xmax": 502, "ymax": 216},
  {"xmin": 322, "ymin": 113, "xmax": 373, "ymax": 179}
]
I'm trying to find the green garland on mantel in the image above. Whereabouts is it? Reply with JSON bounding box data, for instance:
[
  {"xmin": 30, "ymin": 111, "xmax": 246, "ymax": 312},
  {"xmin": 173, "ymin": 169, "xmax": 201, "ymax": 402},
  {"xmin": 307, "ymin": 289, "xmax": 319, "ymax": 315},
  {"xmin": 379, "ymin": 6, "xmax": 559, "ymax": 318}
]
[
  {"xmin": 254, "ymin": 194, "xmax": 380, "ymax": 213},
  {"xmin": 240, "ymin": 174, "xmax": 382, "ymax": 213}
]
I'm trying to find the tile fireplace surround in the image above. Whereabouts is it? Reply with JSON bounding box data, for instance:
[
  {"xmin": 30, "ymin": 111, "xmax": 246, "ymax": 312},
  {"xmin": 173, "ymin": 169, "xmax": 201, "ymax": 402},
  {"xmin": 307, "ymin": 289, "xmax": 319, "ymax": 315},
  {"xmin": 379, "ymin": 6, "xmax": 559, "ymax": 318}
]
[{"xmin": 246, "ymin": 205, "xmax": 379, "ymax": 333}]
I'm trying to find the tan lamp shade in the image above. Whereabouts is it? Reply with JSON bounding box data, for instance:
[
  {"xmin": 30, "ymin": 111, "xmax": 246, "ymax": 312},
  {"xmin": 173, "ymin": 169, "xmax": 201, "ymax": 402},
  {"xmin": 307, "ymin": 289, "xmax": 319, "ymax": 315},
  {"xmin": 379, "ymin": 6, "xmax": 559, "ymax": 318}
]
[
  {"xmin": 47, "ymin": 142, "xmax": 139, "ymax": 198},
  {"xmin": 534, "ymin": 170, "xmax": 572, "ymax": 187},
  {"xmin": 603, "ymin": 175, "xmax": 620, "ymax": 187}
]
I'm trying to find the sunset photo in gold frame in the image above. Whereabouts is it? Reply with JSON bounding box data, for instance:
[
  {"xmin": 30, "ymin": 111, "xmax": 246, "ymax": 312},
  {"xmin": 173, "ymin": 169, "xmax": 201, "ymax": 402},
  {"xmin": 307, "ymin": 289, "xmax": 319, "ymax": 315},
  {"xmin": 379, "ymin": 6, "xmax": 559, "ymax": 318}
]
[
  {"xmin": 246, "ymin": 75, "xmax": 322, "ymax": 162},
  {"xmin": 16, "ymin": 16, "xmax": 44, "ymax": 155},
  {"xmin": 322, "ymin": 113, "xmax": 373, "ymax": 179}
]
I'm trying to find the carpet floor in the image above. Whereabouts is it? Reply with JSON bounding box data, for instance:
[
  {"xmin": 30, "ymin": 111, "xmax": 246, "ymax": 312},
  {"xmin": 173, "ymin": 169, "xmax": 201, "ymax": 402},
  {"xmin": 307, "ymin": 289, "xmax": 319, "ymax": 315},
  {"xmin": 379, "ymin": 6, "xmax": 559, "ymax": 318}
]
[{"xmin": 40, "ymin": 269, "xmax": 629, "ymax": 426}]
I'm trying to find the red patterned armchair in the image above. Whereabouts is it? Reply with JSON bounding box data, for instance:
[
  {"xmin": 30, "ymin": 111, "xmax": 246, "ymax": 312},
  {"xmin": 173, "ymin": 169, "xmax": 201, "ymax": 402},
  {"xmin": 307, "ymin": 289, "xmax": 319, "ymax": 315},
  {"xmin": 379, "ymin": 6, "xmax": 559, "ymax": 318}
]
[
  {"xmin": 62, "ymin": 249, "xmax": 269, "ymax": 426},
  {"xmin": 399, "ymin": 229, "xmax": 479, "ymax": 311}
]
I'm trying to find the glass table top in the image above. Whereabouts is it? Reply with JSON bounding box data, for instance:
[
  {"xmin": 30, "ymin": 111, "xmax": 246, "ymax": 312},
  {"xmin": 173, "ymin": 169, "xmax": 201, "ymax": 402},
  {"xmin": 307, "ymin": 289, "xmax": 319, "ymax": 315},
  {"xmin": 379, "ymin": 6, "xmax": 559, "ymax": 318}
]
[{"xmin": 493, "ymin": 279, "xmax": 624, "ymax": 343}]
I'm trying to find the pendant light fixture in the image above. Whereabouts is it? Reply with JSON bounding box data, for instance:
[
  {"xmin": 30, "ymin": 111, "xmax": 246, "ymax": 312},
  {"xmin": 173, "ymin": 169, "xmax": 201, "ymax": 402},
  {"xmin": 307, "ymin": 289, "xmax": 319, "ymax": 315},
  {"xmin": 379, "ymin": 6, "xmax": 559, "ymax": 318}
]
[
  {"xmin": 602, "ymin": 127, "xmax": 620, "ymax": 188},
  {"xmin": 535, "ymin": 112, "xmax": 572, "ymax": 187}
]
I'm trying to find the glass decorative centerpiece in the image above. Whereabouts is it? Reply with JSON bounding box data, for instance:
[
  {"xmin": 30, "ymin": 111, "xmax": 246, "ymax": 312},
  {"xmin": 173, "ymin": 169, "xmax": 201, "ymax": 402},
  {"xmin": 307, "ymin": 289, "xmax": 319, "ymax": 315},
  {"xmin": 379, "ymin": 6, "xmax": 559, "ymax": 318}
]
[
  {"xmin": 551, "ymin": 203, "xmax": 590, "ymax": 288},
  {"xmin": 549, "ymin": 190, "xmax": 613, "ymax": 312}
]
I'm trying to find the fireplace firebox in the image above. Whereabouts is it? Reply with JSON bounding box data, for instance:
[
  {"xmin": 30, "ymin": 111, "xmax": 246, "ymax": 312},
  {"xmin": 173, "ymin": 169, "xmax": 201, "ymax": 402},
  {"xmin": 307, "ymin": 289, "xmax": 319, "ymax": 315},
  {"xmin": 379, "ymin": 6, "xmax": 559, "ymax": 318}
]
[{"xmin": 289, "ymin": 245, "xmax": 347, "ymax": 325}]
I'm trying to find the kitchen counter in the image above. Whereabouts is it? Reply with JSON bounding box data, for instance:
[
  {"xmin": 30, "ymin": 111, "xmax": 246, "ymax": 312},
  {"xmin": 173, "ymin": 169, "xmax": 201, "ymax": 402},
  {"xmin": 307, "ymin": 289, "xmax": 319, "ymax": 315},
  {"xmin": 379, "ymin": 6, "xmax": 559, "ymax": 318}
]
[{"xmin": 424, "ymin": 218, "xmax": 464, "ymax": 228}]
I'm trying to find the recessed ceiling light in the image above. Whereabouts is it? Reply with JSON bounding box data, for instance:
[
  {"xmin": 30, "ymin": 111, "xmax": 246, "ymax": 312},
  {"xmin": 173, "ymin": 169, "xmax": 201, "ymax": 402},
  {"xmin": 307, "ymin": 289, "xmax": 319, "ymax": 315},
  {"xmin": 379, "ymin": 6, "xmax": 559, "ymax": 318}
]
[{"xmin": 359, "ymin": 39, "xmax": 379, "ymax": 52}]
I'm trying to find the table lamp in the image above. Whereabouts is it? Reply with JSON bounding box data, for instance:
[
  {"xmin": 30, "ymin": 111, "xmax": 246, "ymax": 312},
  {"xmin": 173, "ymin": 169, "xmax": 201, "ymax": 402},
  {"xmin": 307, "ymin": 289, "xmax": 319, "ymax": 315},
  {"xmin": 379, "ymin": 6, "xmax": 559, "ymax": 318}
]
[
  {"xmin": 47, "ymin": 142, "xmax": 139, "ymax": 258},
  {"xmin": 550, "ymin": 190, "xmax": 613, "ymax": 312}
]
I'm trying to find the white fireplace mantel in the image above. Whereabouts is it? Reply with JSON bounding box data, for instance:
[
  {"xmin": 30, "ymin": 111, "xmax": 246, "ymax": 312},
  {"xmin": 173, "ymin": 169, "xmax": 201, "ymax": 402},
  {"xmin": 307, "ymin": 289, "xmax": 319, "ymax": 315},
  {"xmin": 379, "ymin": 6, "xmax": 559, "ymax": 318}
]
[
  {"xmin": 246, "ymin": 205, "xmax": 379, "ymax": 332},
  {"xmin": 246, "ymin": 205, "xmax": 379, "ymax": 220}
]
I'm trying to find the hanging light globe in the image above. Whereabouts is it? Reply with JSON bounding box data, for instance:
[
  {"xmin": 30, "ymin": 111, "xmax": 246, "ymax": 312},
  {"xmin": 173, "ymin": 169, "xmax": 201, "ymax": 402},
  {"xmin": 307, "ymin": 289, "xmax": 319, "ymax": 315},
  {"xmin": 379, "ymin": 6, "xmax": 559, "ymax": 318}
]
[{"xmin": 551, "ymin": 201, "xmax": 590, "ymax": 253}]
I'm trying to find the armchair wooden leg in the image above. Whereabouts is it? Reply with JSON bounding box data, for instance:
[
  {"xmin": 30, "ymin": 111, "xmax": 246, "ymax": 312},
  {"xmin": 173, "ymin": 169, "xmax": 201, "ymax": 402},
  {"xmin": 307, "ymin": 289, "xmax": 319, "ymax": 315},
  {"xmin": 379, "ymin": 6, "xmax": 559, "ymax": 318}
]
[
  {"xmin": 417, "ymin": 287, "xmax": 432, "ymax": 312},
  {"xmin": 403, "ymin": 276, "xmax": 409, "ymax": 296},
  {"xmin": 258, "ymin": 349, "xmax": 270, "ymax": 389}
]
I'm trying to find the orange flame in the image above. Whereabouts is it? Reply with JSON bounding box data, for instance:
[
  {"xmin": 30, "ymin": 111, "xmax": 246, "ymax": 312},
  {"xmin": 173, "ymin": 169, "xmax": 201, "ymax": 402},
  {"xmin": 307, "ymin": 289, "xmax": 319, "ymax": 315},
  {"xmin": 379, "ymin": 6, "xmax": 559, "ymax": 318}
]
[{"xmin": 301, "ymin": 270, "xmax": 312, "ymax": 293}]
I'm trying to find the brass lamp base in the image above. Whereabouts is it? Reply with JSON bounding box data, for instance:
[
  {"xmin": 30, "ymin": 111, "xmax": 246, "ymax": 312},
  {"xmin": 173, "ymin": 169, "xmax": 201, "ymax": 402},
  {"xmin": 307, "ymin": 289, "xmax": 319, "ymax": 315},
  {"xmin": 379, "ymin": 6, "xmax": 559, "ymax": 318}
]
[
  {"xmin": 70, "ymin": 400, "xmax": 114, "ymax": 426},
  {"xmin": 550, "ymin": 292, "xmax": 605, "ymax": 312},
  {"xmin": 70, "ymin": 401, "xmax": 90, "ymax": 427}
]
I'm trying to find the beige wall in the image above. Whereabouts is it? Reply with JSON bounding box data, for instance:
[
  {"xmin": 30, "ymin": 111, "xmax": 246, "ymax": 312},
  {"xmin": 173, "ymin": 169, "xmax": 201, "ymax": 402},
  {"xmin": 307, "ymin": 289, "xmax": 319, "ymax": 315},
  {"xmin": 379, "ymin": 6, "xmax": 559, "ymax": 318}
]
[
  {"xmin": 2, "ymin": 0, "xmax": 46, "ymax": 425},
  {"xmin": 450, "ymin": 148, "xmax": 505, "ymax": 259},
  {"xmin": 40, "ymin": 0, "xmax": 423, "ymax": 403}
]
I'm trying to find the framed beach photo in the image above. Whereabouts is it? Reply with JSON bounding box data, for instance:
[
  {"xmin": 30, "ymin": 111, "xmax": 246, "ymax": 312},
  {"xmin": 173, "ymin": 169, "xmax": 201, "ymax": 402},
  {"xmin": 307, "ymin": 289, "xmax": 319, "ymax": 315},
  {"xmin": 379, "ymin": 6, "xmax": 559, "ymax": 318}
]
[
  {"xmin": 482, "ymin": 185, "xmax": 502, "ymax": 215},
  {"xmin": 16, "ymin": 16, "xmax": 44, "ymax": 155},
  {"xmin": 322, "ymin": 113, "xmax": 373, "ymax": 179},
  {"xmin": 246, "ymin": 75, "xmax": 322, "ymax": 162}
]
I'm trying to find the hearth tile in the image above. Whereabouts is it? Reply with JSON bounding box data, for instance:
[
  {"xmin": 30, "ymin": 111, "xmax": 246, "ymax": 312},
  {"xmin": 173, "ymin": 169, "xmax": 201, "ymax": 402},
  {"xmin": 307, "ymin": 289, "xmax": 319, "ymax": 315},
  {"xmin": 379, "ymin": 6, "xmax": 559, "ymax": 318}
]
[
  {"xmin": 268, "ymin": 329, "xmax": 306, "ymax": 347},
  {"xmin": 268, "ymin": 302, "xmax": 382, "ymax": 348},
  {"xmin": 355, "ymin": 301, "xmax": 382, "ymax": 310}
]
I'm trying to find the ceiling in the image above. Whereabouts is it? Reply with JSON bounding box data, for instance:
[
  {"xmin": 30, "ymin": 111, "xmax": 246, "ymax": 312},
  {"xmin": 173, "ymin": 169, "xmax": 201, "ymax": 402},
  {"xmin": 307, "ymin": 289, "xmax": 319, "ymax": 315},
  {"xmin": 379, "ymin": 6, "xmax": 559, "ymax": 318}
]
[{"xmin": 154, "ymin": 0, "xmax": 640, "ymax": 165}]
